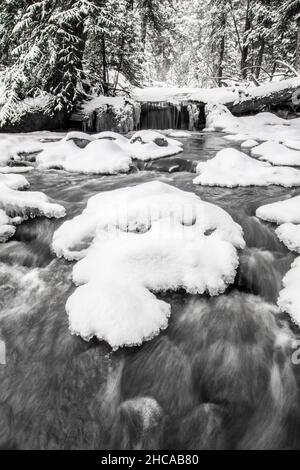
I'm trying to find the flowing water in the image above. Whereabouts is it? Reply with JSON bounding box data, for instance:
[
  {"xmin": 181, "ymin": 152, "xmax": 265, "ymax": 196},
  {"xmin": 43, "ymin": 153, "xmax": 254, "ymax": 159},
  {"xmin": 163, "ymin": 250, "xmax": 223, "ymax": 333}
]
[{"xmin": 1, "ymin": 132, "xmax": 300, "ymax": 450}]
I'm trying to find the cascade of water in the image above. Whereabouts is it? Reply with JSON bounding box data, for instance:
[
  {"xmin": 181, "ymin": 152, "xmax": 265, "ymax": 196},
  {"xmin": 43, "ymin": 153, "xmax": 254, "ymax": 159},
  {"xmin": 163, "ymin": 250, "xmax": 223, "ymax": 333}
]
[{"xmin": 139, "ymin": 102, "xmax": 205, "ymax": 130}]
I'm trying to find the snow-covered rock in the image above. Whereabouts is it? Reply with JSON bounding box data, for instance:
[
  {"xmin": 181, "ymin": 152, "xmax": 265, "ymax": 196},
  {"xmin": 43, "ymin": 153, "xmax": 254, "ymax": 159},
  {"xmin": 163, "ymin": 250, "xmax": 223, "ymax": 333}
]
[
  {"xmin": 251, "ymin": 142, "xmax": 300, "ymax": 166},
  {"xmin": 123, "ymin": 130, "xmax": 183, "ymax": 161},
  {"xmin": 37, "ymin": 138, "xmax": 132, "ymax": 174},
  {"xmin": 52, "ymin": 181, "xmax": 245, "ymax": 349},
  {"xmin": 167, "ymin": 131, "xmax": 191, "ymax": 138},
  {"xmin": 0, "ymin": 209, "xmax": 17, "ymax": 242},
  {"xmin": 224, "ymin": 134, "xmax": 249, "ymax": 143},
  {"xmin": 0, "ymin": 166, "xmax": 34, "ymax": 173},
  {"xmin": 256, "ymin": 196, "xmax": 300, "ymax": 224},
  {"xmin": 278, "ymin": 257, "xmax": 300, "ymax": 327},
  {"xmin": 276, "ymin": 224, "xmax": 300, "ymax": 253},
  {"xmin": 193, "ymin": 148, "xmax": 300, "ymax": 187},
  {"xmin": 0, "ymin": 132, "xmax": 65, "ymax": 166},
  {"xmin": 241, "ymin": 139, "xmax": 259, "ymax": 149},
  {"xmin": 205, "ymin": 104, "xmax": 300, "ymax": 144},
  {"xmin": 0, "ymin": 178, "xmax": 65, "ymax": 242},
  {"xmin": 256, "ymin": 195, "xmax": 300, "ymax": 326},
  {"xmin": 0, "ymin": 173, "xmax": 29, "ymax": 190}
]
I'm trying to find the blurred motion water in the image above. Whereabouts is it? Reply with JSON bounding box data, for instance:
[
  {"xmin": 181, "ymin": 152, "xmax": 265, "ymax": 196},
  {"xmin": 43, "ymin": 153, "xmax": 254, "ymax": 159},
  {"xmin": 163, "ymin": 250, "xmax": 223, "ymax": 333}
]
[{"xmin": 1, "ymin": 132, "xmax": 300, "ymax": 450}]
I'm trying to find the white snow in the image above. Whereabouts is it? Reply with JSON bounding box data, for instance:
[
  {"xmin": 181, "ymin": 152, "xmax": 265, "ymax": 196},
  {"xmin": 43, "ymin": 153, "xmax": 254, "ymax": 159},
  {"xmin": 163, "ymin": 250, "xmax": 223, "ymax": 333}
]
[
  {"xmin": 0, "ymin": 209, "xmax": 17, "ymax": 242},
  {"xmin": 36, "ymin": 130, "xmax": 183, "ymax": 173},
  {"xmin": 133, "ymin": 77, "xmax": 300, "ymax": 106},
  {"xmin": 0, "ymin": 173, "xmax": 29, "ymax": 190},
  {"xmin": 0, "ymin": 166, "xmax": 34, "ymax": 173},
  {"xmin": 37, "ymin": 138, "xmax": 132, "ymax": 174},
  {"xmin": 0, "ymin": 173, "xmax": 65, "ymax": 242},
  {"xmin": 256, "ymin": 195, "xmax": 300, "ymax": 325},
  {"xmin": 0, "ymin": 131, "xmax": 65, "ymax": 166},
  {"xmin": 251, "ymin": 142, "xmax": 300, "ymax": 166},
  {"xmin": 276, "ymin": 224, "xmax": 300, "ymax": 253},
  {"xmin": 241, "ymin": 139, "xmax": 259, "ymax": 149},
  {"xmin": 193, "ymin": 149, "xmax": 300, "ymax": 188},
  {"xmin": 52, "ymin": 181, "xmax": 245, "ymax": 349},
  {"xmin": 205, "ymin": 104, "xmax": 300, "ymax": 144},
  {"xmin": 278, "ymin": 257, "xmax": 300, "ymax": 327},
  {"xmin": 256, "ymin": 196, "xmax": 300, "ymax": 224},
  {"xmin": 167, "ymin": 131, "xmax": 191, "ymax": 138}
]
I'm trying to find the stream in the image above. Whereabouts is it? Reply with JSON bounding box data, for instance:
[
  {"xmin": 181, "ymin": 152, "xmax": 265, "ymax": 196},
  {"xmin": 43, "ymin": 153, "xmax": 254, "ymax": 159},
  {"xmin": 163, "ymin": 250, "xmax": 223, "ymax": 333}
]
[{"xmin": 0, "ymin": 132, "xmax": 300, "ymax": 450}]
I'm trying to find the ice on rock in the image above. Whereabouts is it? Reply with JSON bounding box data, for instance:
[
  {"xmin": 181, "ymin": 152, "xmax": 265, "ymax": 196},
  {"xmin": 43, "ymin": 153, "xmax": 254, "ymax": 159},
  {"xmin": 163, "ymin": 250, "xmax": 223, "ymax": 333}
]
[
  {"xmin": 193, "ymin": 148, "xmax": 300, "ymax": 187},
  {"xmin": 37, "ymin": 138, "xmax": 132, "ymax": 174},
  {"xmin": 52, "ymin": 181, "xmax": 245, "ymax": 349},
  {"xmin": 276, "ymin": 224, "xmax": 300, "ymax": 253},
  {"xmin": 251, "ymin": 142, "xmax": 300, "ymax": 166},
  {"xmin": 278, "ymin": 257, "xmax": 300, "ymax": 327},
  {"xmin": 256, "ymin": 196, "xmax": 300, "ymax": 224},
  {"xmin": 241, "ymin": 139, "xmax": 259, "ymax": 149}
]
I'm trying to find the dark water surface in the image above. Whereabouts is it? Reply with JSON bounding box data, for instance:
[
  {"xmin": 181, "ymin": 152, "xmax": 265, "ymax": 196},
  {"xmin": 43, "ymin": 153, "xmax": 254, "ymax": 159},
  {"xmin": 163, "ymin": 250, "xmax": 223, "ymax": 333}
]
[{"xmin": 1, "ymin": 132, "xmax": 300, "ymax": 450}]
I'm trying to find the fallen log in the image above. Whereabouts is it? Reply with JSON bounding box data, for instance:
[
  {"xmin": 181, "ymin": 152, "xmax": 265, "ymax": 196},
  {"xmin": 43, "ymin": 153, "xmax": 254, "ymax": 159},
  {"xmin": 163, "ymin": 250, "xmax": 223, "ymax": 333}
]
[{"xmin": 225, "ymin": 77, "xmax": 300, "ymax": 116}]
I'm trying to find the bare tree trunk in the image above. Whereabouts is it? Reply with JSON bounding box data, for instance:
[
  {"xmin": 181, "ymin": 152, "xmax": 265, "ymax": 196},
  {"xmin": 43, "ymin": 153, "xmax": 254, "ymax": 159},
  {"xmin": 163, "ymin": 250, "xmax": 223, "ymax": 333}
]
[
  {"xmin": 255, "ymin": 37, "xmax": 265, "ymax": 79},
  {"xmin": 102, "ymin": 34, "xmax": 109, "ymax": 96},
  {"xmin": 217, "ymin": 12, "xmax": 227, "ymax": 86},
  {"xmin": 241, "ymin": 0, "xmax": 252, "ymax": 79},
  {"xmin": 296, "ymin": 22, "xmax": 300, "ymax": 72}
]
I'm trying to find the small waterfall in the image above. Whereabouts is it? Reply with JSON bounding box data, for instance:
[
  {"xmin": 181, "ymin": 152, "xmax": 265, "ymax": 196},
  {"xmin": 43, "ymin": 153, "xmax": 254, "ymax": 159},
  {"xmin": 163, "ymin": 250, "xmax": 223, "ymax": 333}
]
[{"xmin": 140, "ymin": 101, "xmax": 205, "ymax": 130}]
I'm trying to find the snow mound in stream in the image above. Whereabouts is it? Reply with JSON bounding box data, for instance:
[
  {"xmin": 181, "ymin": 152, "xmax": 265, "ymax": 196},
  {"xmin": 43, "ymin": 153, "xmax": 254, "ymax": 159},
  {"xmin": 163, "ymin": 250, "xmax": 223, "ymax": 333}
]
[
  {"xmin": 278, "ymin": 257, "xmax": 300, "ymax": 327},
  {"xmin": 52, "ymin": 181, "xmax": 245, "ymax": 350},
  {"xmin": 276, "ymin": 224, "xmax": 300, "ymax": 254},
  {"xmin": 256, "ymin": 196, "xmax": 300, "ymax": 224},
  {"xmin": 0, "ymin": 178, "xmax": 66, "ymax": 242},
  {"xmin": 37, "ymin": 138, "xmax": 132, "ymax": 174},
  {"xmin": 193, "ymin": 149, "xmax": 300, "ymax": 187},
  {"xmin": 251, "ymin": 142, "xmax": 300, "ymax": 167},
  {"xmin": 256, "ymin": 195, "xmax": 300, "ymax": 326},
  {"xmin": 36, "ymin": 130, "xmax": 183, "ymax": 173},
  {"xmin": 0, "ymin": 173, "xmax": 29, "ymax": 190}
]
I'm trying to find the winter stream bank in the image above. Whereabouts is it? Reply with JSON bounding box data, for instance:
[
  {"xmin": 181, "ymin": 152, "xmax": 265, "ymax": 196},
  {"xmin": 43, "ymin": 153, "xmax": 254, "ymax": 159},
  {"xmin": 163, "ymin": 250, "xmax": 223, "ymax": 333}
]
[{"xmin": 0, "ymin": 132, "xmax": 300, "ymax": 450}]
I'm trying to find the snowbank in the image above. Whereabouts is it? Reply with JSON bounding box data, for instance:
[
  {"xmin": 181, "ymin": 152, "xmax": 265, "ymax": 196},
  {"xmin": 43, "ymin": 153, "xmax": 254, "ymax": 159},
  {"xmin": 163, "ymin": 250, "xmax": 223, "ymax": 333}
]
[
  {"xmin": 251, "ymin": 142, "xmax": 300, "ymax": 166},
  {"xmin": 193, "ymin": 149, "xmax": 300, "ymax": 187},
  {"xmin": 241, "ymin": 139, "xmax": 259, "ymax": 149},
  {"xmin": 52, "ymin": 181, "xmax": 244, "ymax": 349},
  {"xmin": 278, "ymin": 257, "xmax": 300, "ymax": 326}
]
